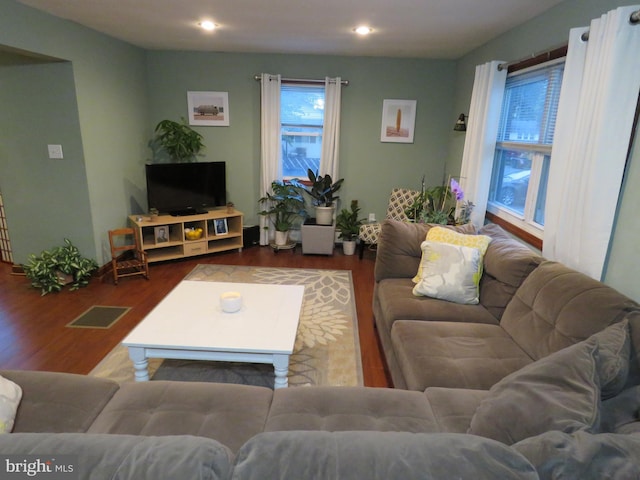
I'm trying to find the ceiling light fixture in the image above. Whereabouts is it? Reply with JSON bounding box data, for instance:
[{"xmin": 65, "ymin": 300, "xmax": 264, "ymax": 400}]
[
  {"xmin": 199, "ymin": 21, "xmax": 217, "ymax": 31},
  {"xmin": 354, "ymin": 26, "xmax": 373, "ymax": 35}
]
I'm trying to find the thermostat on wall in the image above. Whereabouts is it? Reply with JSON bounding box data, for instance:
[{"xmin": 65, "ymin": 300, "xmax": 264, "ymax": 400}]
[{"xmin": 47, "ymin": 144, "xmax": 64, "ymax": 159}]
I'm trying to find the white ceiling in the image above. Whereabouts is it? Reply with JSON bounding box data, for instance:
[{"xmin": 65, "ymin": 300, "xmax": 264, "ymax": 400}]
[{"xmin": 18, "ymin": 0, "xmax": 566, "ymax": 59}]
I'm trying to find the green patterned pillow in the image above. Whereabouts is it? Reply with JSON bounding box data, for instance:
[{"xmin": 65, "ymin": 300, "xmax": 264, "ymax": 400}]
[{"xmin": 412, "ymin": 241, "xmax": 482, "ymax": 304}]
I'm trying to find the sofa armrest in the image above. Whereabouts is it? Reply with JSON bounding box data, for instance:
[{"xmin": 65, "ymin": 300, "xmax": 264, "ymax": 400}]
[{"xmin": 0, "ymin": 370, "xmax": 120, "ymax": 433}]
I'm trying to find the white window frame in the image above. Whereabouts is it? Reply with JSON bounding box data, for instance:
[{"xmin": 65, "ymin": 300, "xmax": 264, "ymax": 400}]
[
  {"xmin": 487, "ymin": 58, "xmax": 564, "ymax": 240},
  {"xmin": 280, "ymin": 83, "xmax": 325, "ymax": 181}
]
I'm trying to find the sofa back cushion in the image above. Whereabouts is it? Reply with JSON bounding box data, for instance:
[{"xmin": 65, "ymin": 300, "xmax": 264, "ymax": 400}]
[
  {"xmin": 477, "ymin": 224, "xmax": 543, "ymax": 320},
  {"xmin": 501, "ymin": 261, "xmax": 640, "ymax": 362},
  {"xmin": 375, "ymin": 220, "xmax": 476, "ymax": 282}
]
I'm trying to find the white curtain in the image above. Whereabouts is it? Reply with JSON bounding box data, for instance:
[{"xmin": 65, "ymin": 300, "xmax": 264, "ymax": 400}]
[
  {"xmin": 458, "ymin": 61, "xmax": 507, "ymax": 228},
  {"xmin": 319, "ymin": 77, "xmax": 342, "ymax": 180},
  {"xmin": 543, "ymin": 6, "xmax": 640, "ymax": 280},
  {"xmin": 259, "ymin": 73, "xmax": 281, "ymax": 245}
]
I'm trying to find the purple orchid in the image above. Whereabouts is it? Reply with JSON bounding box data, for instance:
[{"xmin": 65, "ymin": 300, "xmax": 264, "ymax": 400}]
[{"xmin": 450, "ymin": 178, "xmax": 464, "ymax": 201}]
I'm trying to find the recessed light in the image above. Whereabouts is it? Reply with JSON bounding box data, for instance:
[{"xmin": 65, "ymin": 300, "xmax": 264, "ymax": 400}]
[
  {"xmin": 199, "ymin": 21, "xmax": 217, "ymax": 31},
  {"xmin": 354, "ymin": 26, "xmax": 373, "ymax": 35}
]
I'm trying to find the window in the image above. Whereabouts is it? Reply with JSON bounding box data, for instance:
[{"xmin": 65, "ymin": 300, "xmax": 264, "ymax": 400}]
[
  {"xmin": 281, "ymin": 84, "xmax": 325, "ymax": 179},
  {"xmin": 487, "ymin": 59, "xmax": 564, "ymax": 239}
]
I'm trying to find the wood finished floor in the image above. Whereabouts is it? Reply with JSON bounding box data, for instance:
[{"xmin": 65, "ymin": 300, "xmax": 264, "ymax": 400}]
[{"xmin": 0, "ymin": 245, "xmax": 391, "ymax": 387}]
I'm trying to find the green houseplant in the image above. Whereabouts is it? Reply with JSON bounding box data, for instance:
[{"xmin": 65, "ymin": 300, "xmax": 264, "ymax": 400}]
[
  {"xmin": 23, "ymin": 239, "xmax": 98, "ymax": 295},
  {"xmin": 336, "ymin": 200, "xmax": 365, "ymax": 256},
  {"xmin": 151, "ymin": 118, "xmax": 204, "ymax": 163},
  {"xmin": 295, "ymin": 169, "xmax": 344, "ymax": 225},
  {"xmin": 258, "ymin": 181, "xmax": 306, "ymax": 245}
]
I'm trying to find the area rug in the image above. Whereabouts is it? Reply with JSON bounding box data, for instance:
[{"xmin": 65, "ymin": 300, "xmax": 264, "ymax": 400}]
[
  {"xmin": 67, "ymin": 306, "xmax": 130, "ymax": 329},
  {"xmin": 90, "ymin": 265, "xmax": 363, "ymax": 387}
]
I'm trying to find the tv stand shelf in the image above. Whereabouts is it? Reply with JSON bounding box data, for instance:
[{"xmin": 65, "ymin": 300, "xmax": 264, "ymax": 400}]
[{"xmin": 129, "ymin": 209, "xmax": 243, "ymax": 263}]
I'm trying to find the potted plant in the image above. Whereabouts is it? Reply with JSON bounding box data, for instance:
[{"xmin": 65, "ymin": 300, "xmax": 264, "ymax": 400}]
[
  {"xmin": 258, "ymin": 181, "xmax": 306, "ymax": 246},
  {"xmin": 295, "ymin": 169, "xmax": 344, "ymax": 225},
  {"xmin": 23, "ymin": 239, "xmax": 99, "ymax": 295},
  {"xmin": 150, "ymin": 118, "xmax": 204, "ymax": 163},
  {"xmin": 336, "ymin": 200, "xmax": 365, "ymax": 255}
]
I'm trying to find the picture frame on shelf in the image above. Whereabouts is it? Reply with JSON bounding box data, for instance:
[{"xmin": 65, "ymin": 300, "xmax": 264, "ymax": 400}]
[
  {"xmin": 187, "ymin": 91, "xmax": 230, "ymax": 126},
  {"xmin": 380, "ymin": 99, "xmax": 417, "ymax": 143},
  {"xmin": 214, "ymin": 218, "xmax": 228, "ymax": 235},
  {"xmin": 154, "ymin": 225, "xmax": 170, "ymax": 244}
]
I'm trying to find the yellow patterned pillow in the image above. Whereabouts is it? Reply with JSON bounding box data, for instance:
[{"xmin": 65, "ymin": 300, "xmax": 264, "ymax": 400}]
[{"xmin": 413, "ymin": 226, "xmax": 492, "ymax": 283}]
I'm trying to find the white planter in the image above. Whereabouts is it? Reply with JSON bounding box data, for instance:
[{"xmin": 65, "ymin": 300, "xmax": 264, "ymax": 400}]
[
  {"xmin": 274, "ymin": 230, "xmax": 289, "ymax": 246},
  {"xmin": 342, "ymin": 240, "xmax": 357, "ymax": 256},
  {"xmin": 314, "ymin": 206, "xmax": 335, "ymax": 226}
]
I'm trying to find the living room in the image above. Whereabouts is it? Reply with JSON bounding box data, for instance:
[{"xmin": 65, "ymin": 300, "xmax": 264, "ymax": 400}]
[
  {"xmin": 0, "ymin": 0, "xmax": 638, "ymax": 310},
  {"xmin": 2, "ymin": 0, "xmax": 640, "ymax": 476}
]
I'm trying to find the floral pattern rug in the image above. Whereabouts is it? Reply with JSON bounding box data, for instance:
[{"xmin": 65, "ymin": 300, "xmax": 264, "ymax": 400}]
[{"xmin": 90, "ymin": 265, "xmax": 363, "ymax": 387}]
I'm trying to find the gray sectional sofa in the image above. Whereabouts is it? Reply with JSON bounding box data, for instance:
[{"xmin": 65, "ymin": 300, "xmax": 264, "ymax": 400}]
[{"xmin": 1, "ymin": 219, "xmax": 639, "ymax": 478}]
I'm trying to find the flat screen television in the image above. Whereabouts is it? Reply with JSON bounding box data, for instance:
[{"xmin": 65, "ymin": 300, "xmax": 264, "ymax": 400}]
[{"xmin": 145, "ymin": 162, "xmax": 226, "ymax": 216}]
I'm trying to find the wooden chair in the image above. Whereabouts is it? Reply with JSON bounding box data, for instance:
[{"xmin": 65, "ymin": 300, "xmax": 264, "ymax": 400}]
[{"xmin": 108, "ymin": 228, "xmax": 149, "ymax": 285}]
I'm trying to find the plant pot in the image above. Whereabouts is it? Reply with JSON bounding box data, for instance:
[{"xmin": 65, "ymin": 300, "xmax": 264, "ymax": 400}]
[
  {"xmin": 342, "ymin": 240, "xmax": 357, "ymax": 256},
  {"xmin": 315, "ymin": 206, "xmax": 335, "ymax": 225},
  {"xmin": 274, "ymin": 230, "xmax": 289, "ymax": 246}
]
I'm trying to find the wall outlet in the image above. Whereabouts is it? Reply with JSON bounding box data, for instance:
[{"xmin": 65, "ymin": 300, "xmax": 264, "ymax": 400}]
[{"xmin": 47, "ymin": 144, "xmax": 64, "ymax": 159}]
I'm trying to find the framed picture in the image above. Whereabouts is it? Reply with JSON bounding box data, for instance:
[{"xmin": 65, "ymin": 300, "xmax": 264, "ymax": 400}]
[
  {"xmin": 380, "ymin": 99, "xmax": 417, "ymax": 143},
  {"xmin": 154, "ymin": 225, "xmax": 170, "ymax": 244},
  {"xmin": 214, "ymin": 218, "xmax": 228, "ymax": 236},
  {"xmin": 187, "ymin": 91, "xmax": 230, "ymax": 126}
]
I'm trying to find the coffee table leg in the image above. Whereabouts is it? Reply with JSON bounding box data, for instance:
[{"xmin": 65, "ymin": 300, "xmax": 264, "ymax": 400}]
[
  {"xmin": 273, "ymin": 354, "xmax": 290, "ymax": 389},
  {"xmin": 128, "ymin": 347, "xmax": 150, "ymax": 382}
]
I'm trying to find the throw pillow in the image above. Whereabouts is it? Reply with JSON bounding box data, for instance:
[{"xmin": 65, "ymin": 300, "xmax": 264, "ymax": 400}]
[
  {"xmin": 0, "ymin": 375, "xmax": 22, "ymax": 434},
  {"xmin": 412, "ymin": 227, "xmax": 491, "ymax": 283},
  {"xmin": 412, "ymin": 241, "xmax": 482, "ymax": 304},
  {"xmin": 591, "ymin": 320, "xmax": 630, "ymax": 399},
  {"xmin": 467, "ymin": 339, "xmax": 601, "ymax": 445}
]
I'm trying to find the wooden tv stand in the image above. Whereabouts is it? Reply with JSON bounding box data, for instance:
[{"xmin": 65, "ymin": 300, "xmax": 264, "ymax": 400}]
[{"xmin": 129, "ymin": 208, "xmax": 243, "ymax": 263}]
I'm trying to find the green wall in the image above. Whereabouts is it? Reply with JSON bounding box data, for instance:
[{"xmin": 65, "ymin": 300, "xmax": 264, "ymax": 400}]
[
  {"xmin": 448, "ymin": 0, "xmax": 640, "ymax": 301},
  {"xmin": 0, "ymin": 61, "xmax": 93, "ymax": 262},
  {"xmin": 144, "ymin": 51, "xmax": 457, "ymax": 226},
  {"xmin": 0, "ymin": 0, "xmax": 149, "ymax": 265}
]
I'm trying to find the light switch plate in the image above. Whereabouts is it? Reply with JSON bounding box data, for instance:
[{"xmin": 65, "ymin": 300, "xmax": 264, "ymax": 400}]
[{"xmin": 47, "ymin": 144, "xmax": 64, "ymax": 159}]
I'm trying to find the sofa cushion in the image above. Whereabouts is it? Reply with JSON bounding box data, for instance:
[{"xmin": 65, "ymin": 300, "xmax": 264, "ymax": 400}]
[
  {"xmin": 375, "ymin": 279, "xmax": 499, "ymax": 329},
  {"xmin": 500, "ymin": 261, "xmax": 639, "ymax": 363},
  {"xmin": 264, "ymin": 386, "xmax": 440, "ymax": 433},
  {"xmin": 232, "ymin": 431, "xmax": 538, "ymax": 480},
  {"xmin": 391, "ymin": 320, "xmax": 533, "ymax": 391},
  {"xmin": 477, "ymin": 224, "xmax": 543, "ymax": 320},
  {"xmin": 0, "ymin": 433, "xmax": 233, "ymax": 480},
  {"xmin": 412, "ymin": 226, "xmax": 492, "ymax": 283},
  {"xmin": 513, "ymin": 430, "xmax": 640, "ymax": 480},
  {"xmin": 424, "ymin": 387, "xmax": 489, "ymax": 433},
  {"xmin": 468, "ymin": 339, "xmax": 601, "ymax": 445},
  {"xmin": 87, "ymin": 381, "xmax": 273, "ymax": 453},
  {"xmin": 412, "ymin": 241, "xmax": 482, "ymax": 304},
  {"xmin": 591, "ymin": 320, "xmax": 631, "ymax": 399},
  {"xmin": 600, "ymin": 385, "xmax": 640, "ymax": 434},
  {"xmin": 375, "ymin": 220, "xmax": 476, "ymax": 282},
  {"xmin": 0, "ymin": 370, "xmax": 120, "ymax": 433}
]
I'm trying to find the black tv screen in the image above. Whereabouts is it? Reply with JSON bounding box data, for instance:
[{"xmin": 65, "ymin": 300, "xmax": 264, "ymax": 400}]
[{"xmin": 145, "ymin": 162, "xmax": 226, "ymax": 216}]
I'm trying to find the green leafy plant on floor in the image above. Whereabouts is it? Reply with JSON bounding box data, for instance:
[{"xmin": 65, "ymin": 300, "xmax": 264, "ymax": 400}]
[
  {"xmin": 336, "ymin": 200, "xmax": 365, "ymax": 240},
  {"xmin": 23, "ymin": 239, "xmax": 98, "ymax": 295},
  {"xmin": 258, "ymin": 181, "xmax": 307, "ymax": 232}
]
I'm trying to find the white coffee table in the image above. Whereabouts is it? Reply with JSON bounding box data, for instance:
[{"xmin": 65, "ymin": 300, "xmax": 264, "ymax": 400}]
[{"xmin": 122, "ymin": 280, "xmax": 305, "ymax": 388}]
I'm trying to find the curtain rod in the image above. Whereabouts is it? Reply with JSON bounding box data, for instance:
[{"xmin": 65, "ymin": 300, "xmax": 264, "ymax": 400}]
[
  {"xmin": 254, "ymin": 75, "xmax": 349, "ymax": 86},
  {"xmin": 498, "ymin": 44, "xmax": 567, "ymax": 72},
  {"xmin": 581, "ymin": 8, "xmax": 639, "ymax": 41},
  {"xmin": 499, "ymin": 8, "xmax": 639, "ymax": 70}
]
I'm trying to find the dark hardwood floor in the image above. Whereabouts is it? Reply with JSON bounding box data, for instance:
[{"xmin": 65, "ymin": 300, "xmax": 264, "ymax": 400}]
[{"xmin": 0, "ymin": 245, "xmax": 391, "ymax": 387}]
